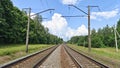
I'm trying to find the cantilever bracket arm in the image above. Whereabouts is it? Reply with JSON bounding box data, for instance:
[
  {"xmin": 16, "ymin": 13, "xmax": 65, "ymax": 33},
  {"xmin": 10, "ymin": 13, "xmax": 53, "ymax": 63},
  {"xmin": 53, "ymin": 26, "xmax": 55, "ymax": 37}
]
[
  {"xmin": 68, "ymin": 5, "xmax": 88, "ymax": 15},
  {"xmin": 61, "ymin": 15, "xmax": 87, "ymax": 18},
  {"xmin": 30, "ymin": 9, "xmax": 55, "ymax": 17}
]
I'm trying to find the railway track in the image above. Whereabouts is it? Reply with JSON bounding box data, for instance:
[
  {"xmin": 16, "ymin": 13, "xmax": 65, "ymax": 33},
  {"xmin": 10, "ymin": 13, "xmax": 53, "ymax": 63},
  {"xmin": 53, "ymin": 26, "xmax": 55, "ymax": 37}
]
[
  {"xmin": 64, "ymin": 45, "xmax": 109, "ymax": 68},
  {"xmin": 0, "ymin": 44, "xmax": 109, "ymax": 68},
  {"xmin": 35, "ymin": 44, "xmax": 109, "ymax": 68},
  {"xmin": 0, "ymin": 45, "xmax": 58, "ymax": 68}
]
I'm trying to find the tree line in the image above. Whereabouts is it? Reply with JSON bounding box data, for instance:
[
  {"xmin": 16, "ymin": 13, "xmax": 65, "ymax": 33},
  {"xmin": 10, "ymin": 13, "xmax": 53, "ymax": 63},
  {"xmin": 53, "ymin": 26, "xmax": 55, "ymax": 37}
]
[
  {"xmin": 68, "ymin": 19, "xmax": 120, "ymax": 48},
  {"xmin": 0, "ymin": 0, "xmax": 63, "ymax": 44}
]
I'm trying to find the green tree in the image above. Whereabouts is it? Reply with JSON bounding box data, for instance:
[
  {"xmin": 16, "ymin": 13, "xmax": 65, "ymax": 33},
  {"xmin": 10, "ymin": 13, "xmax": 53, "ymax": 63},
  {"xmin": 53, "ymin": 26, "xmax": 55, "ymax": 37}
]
[
  {"xmin": 68, "ymin": 25, "xmax": 115, "ymax": 48},
  {"xmin": 0, "ymin": 0, "xmax": 63, "ymax": 44}
]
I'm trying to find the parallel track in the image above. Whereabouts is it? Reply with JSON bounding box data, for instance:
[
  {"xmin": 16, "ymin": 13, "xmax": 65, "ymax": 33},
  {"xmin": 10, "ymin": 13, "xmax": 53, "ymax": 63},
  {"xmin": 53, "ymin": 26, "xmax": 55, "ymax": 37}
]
[
  {"xmin": 0, "ymin": 45, "xmax": 58, "ymax": 68},
  {"xmin": 64, "ymin": 45, "xmax": 109, "ymax": 68}
]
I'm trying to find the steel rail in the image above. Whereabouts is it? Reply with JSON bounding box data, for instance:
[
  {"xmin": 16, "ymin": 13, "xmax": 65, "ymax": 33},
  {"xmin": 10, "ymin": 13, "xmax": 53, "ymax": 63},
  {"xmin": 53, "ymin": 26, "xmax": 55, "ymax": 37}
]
[
  {"xmin": 64, "ymin": 45, "xmax": 82, "ymax": 68},
  {"xmin": 0, "ymin": 45, "xmax": 58, "ymax": 68},
  {"xmin": 33, "ymin": 45, "xmax": 59, "ymax": 68},
  {"xmin": 65, "ymin": 45, "xmax": 109, "ymax": 68}
]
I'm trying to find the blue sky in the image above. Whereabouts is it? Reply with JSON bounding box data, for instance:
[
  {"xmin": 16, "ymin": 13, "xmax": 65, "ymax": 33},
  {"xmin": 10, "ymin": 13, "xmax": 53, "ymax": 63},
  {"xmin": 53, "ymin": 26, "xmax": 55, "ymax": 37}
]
[{"xmin": 12, "ymin": 0, "xmax": 120, "ymax": 41}]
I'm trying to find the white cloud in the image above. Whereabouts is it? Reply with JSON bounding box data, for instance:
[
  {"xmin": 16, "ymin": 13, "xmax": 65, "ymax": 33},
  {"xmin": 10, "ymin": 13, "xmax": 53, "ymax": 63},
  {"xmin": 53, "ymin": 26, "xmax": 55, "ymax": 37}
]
[
  {"xmin": 62, "ymin": 0, "xmax": 80, "ymax": 5},
  {"xmin": 91, "ymin": 9, "xmax": 119, "ymax": 19},
  {"xmin": 30, "ymin": 13, "xmax": 36, "ymax": 19},
  {"xmin": 90, "ymin": 15, "xmax": 97, "ymax": 20},
  {"xmin": 42, "ymin": 13, "xmax": 67, "ymax": 35},
  {"xmin": 66, "ymin": 25, "xmax": 88, "ymax": 38},
  {"xmin": 42, "ymin": 13, "xmax": 88, "ymax": 41}
]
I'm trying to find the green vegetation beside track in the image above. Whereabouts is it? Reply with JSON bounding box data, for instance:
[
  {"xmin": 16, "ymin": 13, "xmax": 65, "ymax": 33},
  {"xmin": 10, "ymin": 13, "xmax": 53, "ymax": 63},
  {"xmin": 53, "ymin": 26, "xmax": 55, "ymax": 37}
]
[
  {"xmin": 68, "ymin": 44, "xmax": 120, "ymax": 67},
  {"xmin": 0, "ymin": 44, "xmax": 53, "ymax": 64}
]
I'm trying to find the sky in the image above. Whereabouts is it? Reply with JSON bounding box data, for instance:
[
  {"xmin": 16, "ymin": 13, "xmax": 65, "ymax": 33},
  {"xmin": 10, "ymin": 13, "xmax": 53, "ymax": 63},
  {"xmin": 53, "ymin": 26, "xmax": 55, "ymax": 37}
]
[{"xmin": 11, "ymin": 0, "xmax": 120, "ymax": 41}]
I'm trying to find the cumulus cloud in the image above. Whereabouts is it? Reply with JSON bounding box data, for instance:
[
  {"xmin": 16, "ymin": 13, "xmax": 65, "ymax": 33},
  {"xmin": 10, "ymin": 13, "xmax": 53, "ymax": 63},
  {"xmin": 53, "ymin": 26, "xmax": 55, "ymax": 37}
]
[
  {"xmin": 66, "ymin": 25, "xmax": 88, "ymax": 38},
  {"xmin": 62, "ymin": 0, "xmax": 80, "ymax": 5},
  {"xmin": 91, "ymin": 9, "xmax": 119, "ymax": 19},
  {"xmin": 42, "ymin": 13, "xmax": 88, "ymax": 41},
  {"xmin": 42, "ymin": 13, "xmax": 67, "ymax": 36}
]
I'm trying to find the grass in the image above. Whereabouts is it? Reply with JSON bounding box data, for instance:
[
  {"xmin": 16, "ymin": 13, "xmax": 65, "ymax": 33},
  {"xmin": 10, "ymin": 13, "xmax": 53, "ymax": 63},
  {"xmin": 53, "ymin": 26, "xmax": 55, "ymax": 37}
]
[
  {"xmin": 0, "ymin": 44, "xmax": 53, "ymax": 56},
  {"xmin": 0, "ymin": 44, "xmax": 54, "ymax": 64},
  {"xmin": 68, "ymin": 44, "xmax": 120, "ymax": 60},
  {"xmin": 67, "ymin": 44, "xmax": 120, "ymax": 67},
  {"xmin": 92, "ymin": 47, "xmax": 120, "ymax": 60}
]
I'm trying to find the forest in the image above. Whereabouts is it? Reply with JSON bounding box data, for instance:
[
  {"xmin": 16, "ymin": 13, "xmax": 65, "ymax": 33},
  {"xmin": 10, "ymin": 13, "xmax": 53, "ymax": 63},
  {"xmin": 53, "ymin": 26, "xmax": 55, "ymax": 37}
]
[
  {"xmin": 0, "ymin": 0, "xmax": 63, "ymax": 44},
  {"xmin": 68, "ymin": 20, "xmax": 120, "ymax": 48}
]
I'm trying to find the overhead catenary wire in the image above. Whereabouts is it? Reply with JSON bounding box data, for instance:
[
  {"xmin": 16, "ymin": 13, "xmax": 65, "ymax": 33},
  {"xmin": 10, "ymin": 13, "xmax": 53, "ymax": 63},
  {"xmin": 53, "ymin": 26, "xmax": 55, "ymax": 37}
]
[
  {"xmin": 68, "ymin": 6, "xmax": 71, "ymax": 20},
  {"xmin": 45, "ymin": 0, "xmax": 49, "ymax": 9},
  {"xmin": 39, "ymin": 0, "xmax": 44, "ymax": 10},
  {"xmin": 40, "ymin": 0, "xmax": 48, "ymax": 9}
]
